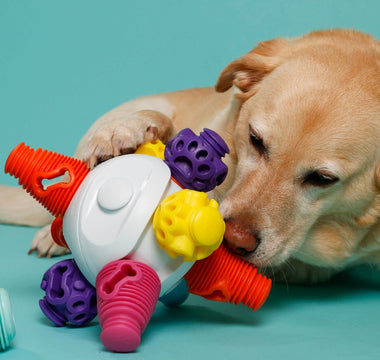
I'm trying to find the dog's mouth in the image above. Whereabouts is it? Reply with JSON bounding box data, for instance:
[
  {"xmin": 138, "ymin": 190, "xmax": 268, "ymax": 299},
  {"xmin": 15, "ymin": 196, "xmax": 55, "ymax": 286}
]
[
  {"xmin": 225, "ymin": 232, "xmax": 305, "ymax": 270},
  {"xmin": 223, "ymin": 219, "xmax": 297, "ymax": 267},
  {"xmin": 236, "ymin": 245, "xmax": 278, "ymax": 268}
]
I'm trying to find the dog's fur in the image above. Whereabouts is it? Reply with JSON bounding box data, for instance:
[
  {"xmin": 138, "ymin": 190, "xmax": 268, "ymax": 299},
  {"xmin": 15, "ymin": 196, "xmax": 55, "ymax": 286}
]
[{"xmin": 1, "ymin": 29, "xmax": 380, "ymax": 283}]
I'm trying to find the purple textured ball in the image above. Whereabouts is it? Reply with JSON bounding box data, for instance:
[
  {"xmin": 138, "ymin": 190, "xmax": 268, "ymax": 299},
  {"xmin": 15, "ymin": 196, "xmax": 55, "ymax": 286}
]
[
  {"xmin": 39, "ymin": 259, "xmax": 97, "ymax": 327},
  {"xmin": 164, "ymin": 128, "xmax": 229, "ymax": 192}
]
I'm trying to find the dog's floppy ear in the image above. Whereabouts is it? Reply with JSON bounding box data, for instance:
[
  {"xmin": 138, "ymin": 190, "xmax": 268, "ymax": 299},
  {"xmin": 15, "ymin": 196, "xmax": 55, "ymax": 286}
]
[{"xmin": 215, "ymin": 38, "xmax": 288, "ymax": 96}]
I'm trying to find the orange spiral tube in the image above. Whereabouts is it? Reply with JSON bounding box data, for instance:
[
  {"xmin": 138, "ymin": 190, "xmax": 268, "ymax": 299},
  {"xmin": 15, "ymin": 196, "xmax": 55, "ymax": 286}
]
[
  {"xmin": 4, "ymin": 142, "xmax": 89, "ymax": 218},
  {"xmin": 184, "ymin": 243, "xmax": 272, "ymax": 311}
]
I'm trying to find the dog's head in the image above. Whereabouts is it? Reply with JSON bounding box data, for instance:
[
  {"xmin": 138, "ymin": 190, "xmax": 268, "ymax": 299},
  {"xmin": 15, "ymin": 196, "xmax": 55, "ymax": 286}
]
[{"xmin": 215, "ymin": 30, "xmax": 380, "ymax": 271}]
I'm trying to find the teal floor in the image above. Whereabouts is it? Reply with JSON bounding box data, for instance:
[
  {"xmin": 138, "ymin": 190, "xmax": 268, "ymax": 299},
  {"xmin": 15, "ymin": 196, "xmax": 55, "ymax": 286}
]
[{"xmin": 1, "ymin": 223, "xmax": 379, "ymax": 360}]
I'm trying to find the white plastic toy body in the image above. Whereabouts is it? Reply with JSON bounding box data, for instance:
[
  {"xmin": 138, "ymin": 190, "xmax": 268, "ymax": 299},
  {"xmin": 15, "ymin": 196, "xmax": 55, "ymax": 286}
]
[{"xmin": 63, "ymin": 154, "xmax": 193, "ymax": 296}]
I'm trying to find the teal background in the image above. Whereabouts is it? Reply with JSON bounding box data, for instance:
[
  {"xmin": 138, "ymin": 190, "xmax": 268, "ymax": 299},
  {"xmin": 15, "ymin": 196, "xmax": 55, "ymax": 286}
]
[{"xmin": 1, "ymin": 0, "xmax": 380, "ymax": 359}]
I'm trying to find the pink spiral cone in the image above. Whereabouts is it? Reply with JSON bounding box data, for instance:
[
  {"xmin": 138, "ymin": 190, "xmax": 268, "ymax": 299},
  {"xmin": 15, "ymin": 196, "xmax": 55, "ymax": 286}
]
[{"xmin": 96, "ymin": 260, "xmax": 161, "ymax": 353}]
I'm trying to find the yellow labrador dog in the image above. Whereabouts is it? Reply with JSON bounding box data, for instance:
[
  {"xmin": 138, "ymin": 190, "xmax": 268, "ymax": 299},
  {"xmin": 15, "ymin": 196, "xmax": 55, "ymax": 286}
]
[{"xmin": 1, "ymin": 29, "xmax": 380, "ymax": 284}]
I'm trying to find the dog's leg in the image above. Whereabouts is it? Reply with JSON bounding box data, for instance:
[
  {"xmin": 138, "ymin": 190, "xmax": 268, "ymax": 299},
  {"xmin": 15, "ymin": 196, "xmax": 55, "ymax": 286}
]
[
  {"xmin": 0, "ymin": 185, "xmax": 68, "ymax": 257},
  {"xmin": 0, "ymin": 185, "xmax": 52, "ymax": 226}
]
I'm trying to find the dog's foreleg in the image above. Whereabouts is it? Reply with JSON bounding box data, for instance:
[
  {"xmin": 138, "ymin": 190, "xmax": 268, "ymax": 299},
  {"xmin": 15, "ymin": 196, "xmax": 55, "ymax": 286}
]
[{"xmin": 0, "ymin": 185, "xmax": 52, "ymax": 226}]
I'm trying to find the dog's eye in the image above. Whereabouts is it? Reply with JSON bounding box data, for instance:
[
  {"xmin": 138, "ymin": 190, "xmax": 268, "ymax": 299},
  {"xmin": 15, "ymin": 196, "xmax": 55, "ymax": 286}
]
[
  {"xmin": 303, "ymin": 170, "xmax": 339, "ymax": 187},
  {"xmin": 249, "ymin": 127, "xmax": 266, "ymax": 156}
]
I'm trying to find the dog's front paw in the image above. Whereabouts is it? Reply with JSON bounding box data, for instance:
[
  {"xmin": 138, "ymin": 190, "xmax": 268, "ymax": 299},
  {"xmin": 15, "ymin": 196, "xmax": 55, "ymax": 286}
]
[
  {"xmin": 29, "ymin": 224, "xmax": 70, "ymax": 258},
  {"xmin": 83, "ymin": 120, "xmax": 154, "ymax": 168},
  {"xmin": 82, "ymin": 111, "xmax": 175, "ymax": 169}
]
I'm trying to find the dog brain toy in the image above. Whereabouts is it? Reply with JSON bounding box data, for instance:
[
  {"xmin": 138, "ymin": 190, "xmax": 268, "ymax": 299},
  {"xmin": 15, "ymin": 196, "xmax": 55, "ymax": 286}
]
[
  {"xmin": 5, "ymin": 128, "xmax": 271, "ymax": 353},
  {"xmin": 0, "ymin": 289, "xmax": 16, "ymax": 351}
]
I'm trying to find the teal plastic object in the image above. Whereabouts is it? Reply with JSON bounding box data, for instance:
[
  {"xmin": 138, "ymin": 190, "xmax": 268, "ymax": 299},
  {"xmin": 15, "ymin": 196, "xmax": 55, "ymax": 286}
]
[{"xmin": 0, "ymin": 289, "xmax": 16, "ymax": 351}]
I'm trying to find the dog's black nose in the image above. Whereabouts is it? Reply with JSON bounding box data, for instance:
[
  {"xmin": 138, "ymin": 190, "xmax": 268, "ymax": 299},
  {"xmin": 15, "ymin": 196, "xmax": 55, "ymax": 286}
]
[{"xmin": 224, "ymin": 221, "xmax": 260, "ymax": 256}]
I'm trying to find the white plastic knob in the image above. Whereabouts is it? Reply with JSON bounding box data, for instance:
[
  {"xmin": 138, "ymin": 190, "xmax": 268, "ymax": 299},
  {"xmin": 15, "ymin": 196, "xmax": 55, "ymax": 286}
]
[{"xmin": 97, "ymin": 178, "xmax": 133, "ymax": 211}]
